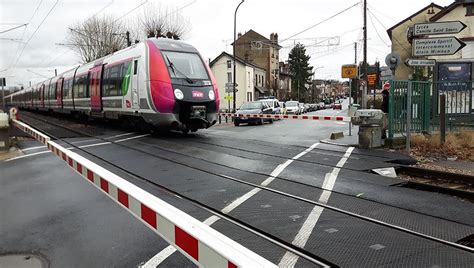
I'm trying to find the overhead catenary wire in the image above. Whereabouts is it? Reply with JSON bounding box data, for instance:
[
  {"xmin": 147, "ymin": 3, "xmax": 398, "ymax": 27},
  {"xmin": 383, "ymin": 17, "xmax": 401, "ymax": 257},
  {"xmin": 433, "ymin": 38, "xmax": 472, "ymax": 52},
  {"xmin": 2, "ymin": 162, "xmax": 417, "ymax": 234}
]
[
  {"xmin": 281, "ymin": 2, "xmax": 360, "ymax": 42},
  {"xmin": 367, "ymin": 9, "xmax": 390, "ymax": 47},
  {"xmin": 11, "ymin": 0, "xmax": 59, "ymax": 68}
]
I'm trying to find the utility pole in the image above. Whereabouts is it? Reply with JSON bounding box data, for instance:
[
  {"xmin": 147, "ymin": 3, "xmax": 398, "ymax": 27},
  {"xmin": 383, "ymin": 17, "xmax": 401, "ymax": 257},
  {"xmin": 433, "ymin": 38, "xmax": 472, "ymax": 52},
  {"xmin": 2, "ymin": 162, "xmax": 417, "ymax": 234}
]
[
  {"xmin": 126, "ymin": 31, "xmax": 131, "ymax": 47},
  {"xmin": 354, "ymin": 42, "xmax": 358, "ymax": 104},
  {"xmin": 363, "ymin": 0, "xmax": 368, "ymax": 108},
  {"xmin": 233, "ymin": 0, "xmax": 245, "ymax": 112}
]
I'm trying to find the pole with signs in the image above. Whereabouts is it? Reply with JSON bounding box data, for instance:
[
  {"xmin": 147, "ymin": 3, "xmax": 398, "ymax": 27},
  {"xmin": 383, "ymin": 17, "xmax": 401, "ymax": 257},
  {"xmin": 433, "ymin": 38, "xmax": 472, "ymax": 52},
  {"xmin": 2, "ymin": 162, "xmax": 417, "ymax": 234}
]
[{"xmin": 341, "ymin": 64, "xmax": 358, "ymax": 136}]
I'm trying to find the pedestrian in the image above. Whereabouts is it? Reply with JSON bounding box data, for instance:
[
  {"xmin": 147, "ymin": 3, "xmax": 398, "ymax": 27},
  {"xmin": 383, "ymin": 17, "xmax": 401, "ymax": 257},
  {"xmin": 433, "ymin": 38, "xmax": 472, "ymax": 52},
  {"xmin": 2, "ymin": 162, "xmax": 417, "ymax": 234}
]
[{"xmin": 381, "ymin": 88, "xmax": 389, "ymax": 139}]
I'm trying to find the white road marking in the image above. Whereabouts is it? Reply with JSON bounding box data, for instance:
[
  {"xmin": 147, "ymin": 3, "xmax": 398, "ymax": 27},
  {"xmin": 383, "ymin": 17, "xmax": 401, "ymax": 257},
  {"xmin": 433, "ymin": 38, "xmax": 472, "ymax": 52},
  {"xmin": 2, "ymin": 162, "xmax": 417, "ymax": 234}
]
[
  {"xmin": 115, "ymin": 133, "xmax": 150, "ymax": 143},
  {"xmin": 142, "ymin": 143, "xmax": 321, "ymax": 267},
  {"xmin": 5, "ymin": 134, "xmax": 150, "ymax": 162},
  {"xmin": 21, "ymin": 145, "xmax": 46, "ymax": 151},
  {"xmin": 279, "ymin": 146, "xmax": 354, "ymax": 267}
]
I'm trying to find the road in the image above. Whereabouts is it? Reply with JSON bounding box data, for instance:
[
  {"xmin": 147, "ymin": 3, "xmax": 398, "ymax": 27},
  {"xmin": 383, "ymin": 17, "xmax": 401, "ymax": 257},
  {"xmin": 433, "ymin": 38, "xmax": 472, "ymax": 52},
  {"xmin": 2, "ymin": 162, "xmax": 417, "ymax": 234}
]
[{"xmin": 1, "ymin": 105, "xmax": 473, "ymax": 267}]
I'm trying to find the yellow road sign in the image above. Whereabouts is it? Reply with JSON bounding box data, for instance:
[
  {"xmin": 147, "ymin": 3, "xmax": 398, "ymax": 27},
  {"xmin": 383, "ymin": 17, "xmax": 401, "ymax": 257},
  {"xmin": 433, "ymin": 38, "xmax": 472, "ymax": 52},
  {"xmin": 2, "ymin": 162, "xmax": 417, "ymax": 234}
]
[
  {"xmin": 341, "ymin": 64, "xmax": 358, "ymax": 79},
  {"xmin": 224, "ymin": 95, "xmax": 234, "ymax": 101}
]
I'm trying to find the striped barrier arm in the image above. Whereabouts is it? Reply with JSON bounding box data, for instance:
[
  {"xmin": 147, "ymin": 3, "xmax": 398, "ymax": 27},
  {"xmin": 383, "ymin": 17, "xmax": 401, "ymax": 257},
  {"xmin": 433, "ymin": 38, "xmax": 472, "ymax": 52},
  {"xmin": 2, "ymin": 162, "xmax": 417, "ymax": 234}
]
[
  {"xmin": 12, "ymin": 119, "xmax": 277, "ymax": 268},
  {"xmin": 12, "ymin": 119, "xmax": 50, "ymax": 145},
  {"xmin": 219, "ymin": 113, "xmax": 351, "ymax": 122}
]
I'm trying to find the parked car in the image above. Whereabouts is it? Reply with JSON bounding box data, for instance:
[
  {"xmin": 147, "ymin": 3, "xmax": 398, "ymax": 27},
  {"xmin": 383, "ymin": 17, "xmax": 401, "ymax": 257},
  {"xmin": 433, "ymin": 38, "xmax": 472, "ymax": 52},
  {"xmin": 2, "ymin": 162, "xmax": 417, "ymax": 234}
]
[
  {"xmin": 318, "ymin": 102, "xmax": 325, "ymax": 110},
  {"xmin": 333, "ymin": 100, "xmax": 342, "ymax": 110},
  {"xmin": 285, "ymin": 101, "xmax": 300, "ymax": 114},
  {"xmin": 258, "ymin": 98, "xmax": 282, "ymax": 118},
  {"xmin": 234, "ymin": 101, "xmax": 273, "ymax": 126}
]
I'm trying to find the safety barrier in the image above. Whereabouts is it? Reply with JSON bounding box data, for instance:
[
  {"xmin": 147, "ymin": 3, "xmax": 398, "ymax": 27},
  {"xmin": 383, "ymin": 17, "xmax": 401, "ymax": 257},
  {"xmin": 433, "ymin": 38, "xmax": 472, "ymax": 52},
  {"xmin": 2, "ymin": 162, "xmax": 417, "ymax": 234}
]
[
  {"xmin": 12, "ymin": 119, "xmax": 277, "ymax": 268},
  {"xmin": 219, "ymin": 113, "xmax": 351, "ymax": 122}
]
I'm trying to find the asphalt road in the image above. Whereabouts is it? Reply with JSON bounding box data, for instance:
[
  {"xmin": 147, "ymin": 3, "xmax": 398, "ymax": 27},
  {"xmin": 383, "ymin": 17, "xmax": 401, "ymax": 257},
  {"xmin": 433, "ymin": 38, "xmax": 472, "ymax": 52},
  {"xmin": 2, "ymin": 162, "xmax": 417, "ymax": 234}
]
[{"xmin": 1, "ymin": 105, "xmax": 473, "ymax": 267}]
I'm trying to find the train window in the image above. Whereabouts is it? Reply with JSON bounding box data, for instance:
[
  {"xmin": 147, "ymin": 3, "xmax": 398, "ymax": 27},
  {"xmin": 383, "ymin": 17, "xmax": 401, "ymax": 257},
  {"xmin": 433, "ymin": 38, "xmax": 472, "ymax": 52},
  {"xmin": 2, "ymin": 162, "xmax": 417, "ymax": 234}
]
[
  {"xmin": 74, "ymin": 75, "xmax": 88, "ymax": 98},
  {"xmin": 63, "ymin": 79, "xmax": 73, "ymax": 99},
  {"xmin": 133, "ymin": 60, "xmax": 138, "ymax": 75},
  {"xmin": 103, "ymin": 61, "xmax": 131, "ymax": 97},
  {"xmin": 162, "ymin": 51, "xmax": 209, "ymax": 80}
]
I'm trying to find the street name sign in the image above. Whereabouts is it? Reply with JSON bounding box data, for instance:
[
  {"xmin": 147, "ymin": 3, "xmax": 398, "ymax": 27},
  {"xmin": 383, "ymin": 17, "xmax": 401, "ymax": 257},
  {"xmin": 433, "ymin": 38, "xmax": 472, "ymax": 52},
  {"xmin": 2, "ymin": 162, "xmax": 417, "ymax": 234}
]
[
  {"xmin": 412, "ymin": 37, "xmax": 466, "ymax": 56},
  {"xmin": 413, "ymin": 21, "xmax": 467, "ymax": 36},
  {"xmin": 341, "ymin": 64, "xmax": 358, "ymax": 79},
  {"xmin": 225, "ymin": 82, "xmax": 238, "ymax": 93},
  {"xmin": 405, "ymin": 59, "xmax": 436, "ymax": 67}
]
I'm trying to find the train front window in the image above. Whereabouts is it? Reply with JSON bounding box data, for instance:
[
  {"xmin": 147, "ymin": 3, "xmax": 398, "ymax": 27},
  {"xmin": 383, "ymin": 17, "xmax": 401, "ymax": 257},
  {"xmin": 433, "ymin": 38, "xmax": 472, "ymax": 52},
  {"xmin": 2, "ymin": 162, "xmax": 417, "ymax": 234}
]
[{"xmin": 162, "ymin": 51, "xmax": 209, "ymax": 80}]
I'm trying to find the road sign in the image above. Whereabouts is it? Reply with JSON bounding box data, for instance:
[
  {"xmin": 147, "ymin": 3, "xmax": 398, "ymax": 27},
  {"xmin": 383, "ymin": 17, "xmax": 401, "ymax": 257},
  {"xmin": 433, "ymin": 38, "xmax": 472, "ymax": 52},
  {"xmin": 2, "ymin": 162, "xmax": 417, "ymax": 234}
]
[
  {"xmin": 383, "ymin": 82, "xmax": 390, "ymax": 91},
  {"xmin": 224, "ymin": 95, "xmax": 233, "ymax": 101},
  {"xmin": 405, "ymin": 59, "xmax": 436, "ymax": 67},
  {"xmin": 413, "ymin": 21, "xmax": 467, "ymax": 36},
  {"xmin": 412, "ymin": 37, "xmax": 466, "ymax": 56},
  {"xmin": 225, "ymin": 82, "xmax": 238, "ymax": 93},
  {"xmin": 385, "ymin": 53, "xmax": 401, "ymax": 71},
  {"xmin": 341, "ymin": 64, "xmax": 358, "ymax": 79},
  {"xmin": 367, "ymin": 74, "xmax": 377, "ymax": 86}
]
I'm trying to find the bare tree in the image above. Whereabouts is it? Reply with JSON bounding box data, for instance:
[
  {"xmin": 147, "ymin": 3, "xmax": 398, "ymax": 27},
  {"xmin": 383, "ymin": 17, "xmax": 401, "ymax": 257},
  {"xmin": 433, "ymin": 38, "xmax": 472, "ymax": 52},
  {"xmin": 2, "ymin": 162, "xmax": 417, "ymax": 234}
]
[
  {"xmin": 138, "ymin": 3, "xmax": 190, "ymax": 40},
  {"xmin": 67, "ymin": 16, "xmax": 127, "ymax": 63}
]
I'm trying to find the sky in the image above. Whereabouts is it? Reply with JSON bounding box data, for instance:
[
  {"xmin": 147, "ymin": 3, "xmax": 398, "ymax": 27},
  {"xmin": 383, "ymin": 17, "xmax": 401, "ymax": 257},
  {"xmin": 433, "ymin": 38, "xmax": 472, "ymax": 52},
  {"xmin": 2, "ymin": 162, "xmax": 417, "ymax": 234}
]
[{"xmin": 0, "ymin": 0, "xmax": 455, "ymax": 88}]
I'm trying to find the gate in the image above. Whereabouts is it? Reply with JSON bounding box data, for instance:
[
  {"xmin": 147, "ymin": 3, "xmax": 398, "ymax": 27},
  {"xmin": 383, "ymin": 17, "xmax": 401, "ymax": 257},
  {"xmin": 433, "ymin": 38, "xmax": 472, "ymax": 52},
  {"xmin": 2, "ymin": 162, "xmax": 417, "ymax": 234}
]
[{"xmin": 388, "ymin": 80, "xmax": 474, "ymax": 138}]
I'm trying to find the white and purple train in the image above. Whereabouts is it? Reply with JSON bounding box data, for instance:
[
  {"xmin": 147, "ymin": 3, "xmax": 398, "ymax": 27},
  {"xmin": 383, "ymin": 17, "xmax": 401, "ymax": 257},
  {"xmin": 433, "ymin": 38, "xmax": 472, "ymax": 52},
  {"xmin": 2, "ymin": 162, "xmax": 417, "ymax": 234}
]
[{"xmin": 5, "ymin": 38, "xmax": 220, "ymax": 133}]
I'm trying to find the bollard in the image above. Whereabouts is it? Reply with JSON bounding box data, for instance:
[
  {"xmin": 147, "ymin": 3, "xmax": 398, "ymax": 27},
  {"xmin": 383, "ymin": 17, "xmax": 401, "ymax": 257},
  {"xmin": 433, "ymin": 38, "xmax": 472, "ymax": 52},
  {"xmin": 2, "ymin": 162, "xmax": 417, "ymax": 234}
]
[
  {"xmin": 440, "ymin": 94, "xmax": 446, "ymax": 144},
  {"xmin": 218, "ymin": 114, "xmax": 221, "ymax": 124},
  {"xmin": 0, "ymin": 112, "xmax": 9, "ymax": 151}
]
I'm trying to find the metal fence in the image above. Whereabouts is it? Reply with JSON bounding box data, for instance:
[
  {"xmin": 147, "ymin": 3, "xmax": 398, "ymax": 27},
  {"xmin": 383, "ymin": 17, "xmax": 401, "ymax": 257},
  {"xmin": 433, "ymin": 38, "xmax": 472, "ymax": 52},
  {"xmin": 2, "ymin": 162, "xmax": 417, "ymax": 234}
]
[{"xmin": 388, "ymin": 80, "xmax": 474, "ymax": 138}]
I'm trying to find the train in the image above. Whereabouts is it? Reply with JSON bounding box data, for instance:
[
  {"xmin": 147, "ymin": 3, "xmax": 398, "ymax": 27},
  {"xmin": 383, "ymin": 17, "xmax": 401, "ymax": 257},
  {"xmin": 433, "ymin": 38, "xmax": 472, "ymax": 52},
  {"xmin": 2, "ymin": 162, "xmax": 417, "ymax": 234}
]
[{"xmin": 4, "ymin": 38, "xmax": 220, "ymax": 134}]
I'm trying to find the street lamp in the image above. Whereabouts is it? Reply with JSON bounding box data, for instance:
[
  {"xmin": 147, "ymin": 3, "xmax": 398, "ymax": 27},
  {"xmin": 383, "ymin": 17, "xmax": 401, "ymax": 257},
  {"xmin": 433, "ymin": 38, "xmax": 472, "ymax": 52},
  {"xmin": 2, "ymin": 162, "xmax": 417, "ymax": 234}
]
[{"xmin": 233, "ymin": 0, "xmax": 245, "ymax": 112}]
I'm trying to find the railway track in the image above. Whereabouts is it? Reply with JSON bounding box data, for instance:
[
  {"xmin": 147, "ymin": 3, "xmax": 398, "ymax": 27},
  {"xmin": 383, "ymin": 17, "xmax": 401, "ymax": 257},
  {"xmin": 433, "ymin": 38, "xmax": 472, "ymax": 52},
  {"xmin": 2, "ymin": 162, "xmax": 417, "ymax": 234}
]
[{"xmin": 13, "ymin": 112, "xmax": 474, "ymax": 266}]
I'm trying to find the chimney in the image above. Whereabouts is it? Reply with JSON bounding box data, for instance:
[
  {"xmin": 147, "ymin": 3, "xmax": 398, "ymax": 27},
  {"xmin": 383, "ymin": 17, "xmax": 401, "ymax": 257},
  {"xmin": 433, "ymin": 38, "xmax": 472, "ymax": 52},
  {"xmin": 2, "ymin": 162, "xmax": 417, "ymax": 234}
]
[
  {"xmin": 274, "ymin": 33, "xmax": 278, "ymax": 42},
  {"xmin": 270, "ymin": 33, "xmax": 274, "ymax": 41},
  {"xmin": 237, "ymin": 32, "xmax": 242, "ymax": 39}
]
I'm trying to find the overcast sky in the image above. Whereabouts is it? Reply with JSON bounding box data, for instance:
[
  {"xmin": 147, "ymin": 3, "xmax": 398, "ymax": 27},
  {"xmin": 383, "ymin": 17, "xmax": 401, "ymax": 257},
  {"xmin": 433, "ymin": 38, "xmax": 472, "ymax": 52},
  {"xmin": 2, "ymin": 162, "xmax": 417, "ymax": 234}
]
[{"xmin": 0, "ymin": 0, "xmax": 454, "ymax": 88}]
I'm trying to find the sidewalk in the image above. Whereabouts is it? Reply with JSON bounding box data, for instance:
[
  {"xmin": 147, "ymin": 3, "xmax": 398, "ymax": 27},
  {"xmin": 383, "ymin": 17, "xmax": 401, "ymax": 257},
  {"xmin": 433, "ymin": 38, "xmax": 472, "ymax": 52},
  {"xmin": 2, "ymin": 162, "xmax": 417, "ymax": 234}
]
[{"xmin": 320, "ymin": 126, "xmax": 359, "ymax": 147}]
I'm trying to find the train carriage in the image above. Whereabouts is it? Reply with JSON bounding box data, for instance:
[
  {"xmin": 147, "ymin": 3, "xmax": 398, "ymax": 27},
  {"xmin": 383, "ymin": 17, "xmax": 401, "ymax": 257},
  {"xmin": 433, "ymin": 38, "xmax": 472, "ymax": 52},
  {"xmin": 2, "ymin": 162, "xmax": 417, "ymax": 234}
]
[{"xmin": 4, "ymin": 38, "xmax": 220, "ymax": 133}]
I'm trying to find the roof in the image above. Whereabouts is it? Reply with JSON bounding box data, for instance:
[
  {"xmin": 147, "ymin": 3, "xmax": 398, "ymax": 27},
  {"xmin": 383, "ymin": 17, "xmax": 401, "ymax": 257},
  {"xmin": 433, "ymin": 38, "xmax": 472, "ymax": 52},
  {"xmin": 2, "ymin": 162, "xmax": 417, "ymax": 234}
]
[
  {"xmin": 386, "ymin": 2, "xmax": 444, "ymax": 39},
  {"xmin": 209, "ymin": 51, "xmax": 266, "ymax": 71},
  {"xmin": 231, "ymin": 29, "xmax": 282, "ymax": 48},
  {"xmin": 430, "ymin": 1, "xmax": 465, "ymax": 21}
]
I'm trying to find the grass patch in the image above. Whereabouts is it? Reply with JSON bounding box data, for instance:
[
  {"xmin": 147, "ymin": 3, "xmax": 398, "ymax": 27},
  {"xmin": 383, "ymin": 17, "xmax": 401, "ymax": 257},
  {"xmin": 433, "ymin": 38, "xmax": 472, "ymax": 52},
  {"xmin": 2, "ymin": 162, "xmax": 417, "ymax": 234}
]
[{"xmin": 411, "ymin": 130, "xmax": 474, "ymax": 161}]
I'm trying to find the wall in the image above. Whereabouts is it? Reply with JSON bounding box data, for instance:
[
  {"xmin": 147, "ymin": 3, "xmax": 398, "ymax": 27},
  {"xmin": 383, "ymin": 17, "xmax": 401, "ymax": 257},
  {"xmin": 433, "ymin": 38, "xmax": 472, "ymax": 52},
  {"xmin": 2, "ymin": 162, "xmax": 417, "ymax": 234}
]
[{"xmin": 389, "ymin": 6, "xmax": 442, "ymax": 80}]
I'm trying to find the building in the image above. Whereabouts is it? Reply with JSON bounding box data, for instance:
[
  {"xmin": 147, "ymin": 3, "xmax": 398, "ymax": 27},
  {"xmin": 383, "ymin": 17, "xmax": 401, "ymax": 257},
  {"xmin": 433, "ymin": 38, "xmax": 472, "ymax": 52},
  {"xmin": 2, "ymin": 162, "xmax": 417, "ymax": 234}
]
[
  {"xmin": 387, "ymin": 1, "xmax": 474, "ymax": 80},
  {"xmin": 210, "ymin": 52, "xmax": 266, "ymax": 111},
  {"xmin": 278, "ymin": 61, "xmax": 292, "ymax": 101},
  {"xmin": 233, "ymin": 30, "xmax": 282, "ymax": 96},
  {"xmin": 386, "ymin": 3, "xmax": 443, "ymax": 80}
]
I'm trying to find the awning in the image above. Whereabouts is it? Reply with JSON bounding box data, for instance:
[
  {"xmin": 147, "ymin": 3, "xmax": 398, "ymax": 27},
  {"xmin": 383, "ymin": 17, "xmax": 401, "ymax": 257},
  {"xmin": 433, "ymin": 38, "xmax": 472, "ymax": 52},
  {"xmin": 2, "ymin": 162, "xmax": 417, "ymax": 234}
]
[{"xmin": 254, "ymin": 86, "xmax": 265, "ymax": 94}]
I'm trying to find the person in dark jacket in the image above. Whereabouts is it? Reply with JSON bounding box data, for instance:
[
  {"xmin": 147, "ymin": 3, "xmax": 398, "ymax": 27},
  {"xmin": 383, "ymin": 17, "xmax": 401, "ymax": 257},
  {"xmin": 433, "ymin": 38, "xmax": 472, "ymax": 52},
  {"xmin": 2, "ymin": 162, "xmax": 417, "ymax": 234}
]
[{"xmin": 381, "ymin": 88, "xmax": 389, "ymax": 113}]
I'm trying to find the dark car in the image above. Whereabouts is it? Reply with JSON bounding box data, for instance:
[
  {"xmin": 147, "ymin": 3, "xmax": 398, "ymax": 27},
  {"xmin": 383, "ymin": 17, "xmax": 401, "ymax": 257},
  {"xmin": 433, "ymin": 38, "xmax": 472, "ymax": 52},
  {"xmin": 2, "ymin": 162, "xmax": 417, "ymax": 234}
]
[{"xmin": 234, "ymin": 101, "xmax": 274, "ymax": 126}]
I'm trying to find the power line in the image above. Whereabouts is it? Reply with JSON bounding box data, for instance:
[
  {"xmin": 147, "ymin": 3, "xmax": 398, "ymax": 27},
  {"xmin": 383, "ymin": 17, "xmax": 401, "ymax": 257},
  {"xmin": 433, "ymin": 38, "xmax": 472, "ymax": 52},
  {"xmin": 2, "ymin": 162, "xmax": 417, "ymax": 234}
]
[
  {"xmin": 113, "ymin": 0, "xmax": 149, "ymax": 23},
  {"xmin": 0, "ymin": 24, "xmax": 28, "ymax": 34},
  {"xmin": 92, "ymin": 0, "xmax": 114, "ymax": 17},
  {"xmin": 12, "ymin": 0, "xmax": 59, "ymax": 67},
  {"xmin": 281, "ymin": 2, "xmax": 360, "ymax": 42},
  {"xmin": 367, "ymin": 10, "xmax": 390, "ymax": 47}
]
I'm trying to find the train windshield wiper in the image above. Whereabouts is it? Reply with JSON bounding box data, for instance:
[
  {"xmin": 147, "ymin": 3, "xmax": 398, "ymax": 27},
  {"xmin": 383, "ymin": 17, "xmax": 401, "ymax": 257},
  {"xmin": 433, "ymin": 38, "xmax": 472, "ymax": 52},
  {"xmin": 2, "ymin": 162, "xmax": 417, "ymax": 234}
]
[{"xmin": 165, "ymin": 55, "xmax": 194, "ymax": 84}]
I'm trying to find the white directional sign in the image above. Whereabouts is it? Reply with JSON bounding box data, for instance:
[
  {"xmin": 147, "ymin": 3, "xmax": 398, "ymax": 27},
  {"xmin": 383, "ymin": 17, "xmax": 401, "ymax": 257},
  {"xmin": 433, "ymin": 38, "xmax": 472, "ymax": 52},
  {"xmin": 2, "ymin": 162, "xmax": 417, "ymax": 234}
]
[
  {"xmin": 405, "ymin": 59, "xmax": 436, "ymax": 67},
  {"xmin": 412, "ymin": 37, "xmax": 466, "ymax": 56},
  {"xmin": 413, "ymin": 21, "xmax": 467, "ymax": 36},
  {"xmin": 225, "ymin": 82, "xmax": 238, "ymax": 93}
]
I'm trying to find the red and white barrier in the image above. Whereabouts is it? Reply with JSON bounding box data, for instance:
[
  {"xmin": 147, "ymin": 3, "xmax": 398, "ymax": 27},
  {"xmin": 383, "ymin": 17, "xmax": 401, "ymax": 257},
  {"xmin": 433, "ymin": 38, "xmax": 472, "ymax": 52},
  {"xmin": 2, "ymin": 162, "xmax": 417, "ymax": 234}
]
[
  {"xmin": 219, "ymin": 113, "xmax": 351, "ymax": 122},
  {"xmin": 12, "ymin": 119, "xmax": 276, "ymax": 268}
]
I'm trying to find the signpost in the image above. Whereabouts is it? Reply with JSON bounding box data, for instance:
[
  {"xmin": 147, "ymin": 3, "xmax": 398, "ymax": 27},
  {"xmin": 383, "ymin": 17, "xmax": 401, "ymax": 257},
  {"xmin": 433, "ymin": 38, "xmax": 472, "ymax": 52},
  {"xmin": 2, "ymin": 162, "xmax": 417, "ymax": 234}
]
[
  {"xmin": 413, "ymin": 21, "xmax": 467, "ymax": 36},
  {"xmin": 412, "ymin": 37, "xmax": 466, "ymax": 56},
  {"xmin": 225, "ymin": 83, "xmax": 238, "ymax": 93},
  {"xmin": 405, "ymin": 59, "xmax": 436, "ymax": 67},
  {"xmin": 341, "ymin": 64, "xmax": 358, "ymax": 136}
]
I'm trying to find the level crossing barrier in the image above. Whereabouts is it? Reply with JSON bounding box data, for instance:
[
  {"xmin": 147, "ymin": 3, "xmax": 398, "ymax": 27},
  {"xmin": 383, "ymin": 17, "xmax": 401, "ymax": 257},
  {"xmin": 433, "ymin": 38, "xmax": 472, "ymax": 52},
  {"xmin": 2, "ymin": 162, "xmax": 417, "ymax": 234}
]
[{"xmin": 11, "ymin": 118, "xmax": 277, "ymax": 268}]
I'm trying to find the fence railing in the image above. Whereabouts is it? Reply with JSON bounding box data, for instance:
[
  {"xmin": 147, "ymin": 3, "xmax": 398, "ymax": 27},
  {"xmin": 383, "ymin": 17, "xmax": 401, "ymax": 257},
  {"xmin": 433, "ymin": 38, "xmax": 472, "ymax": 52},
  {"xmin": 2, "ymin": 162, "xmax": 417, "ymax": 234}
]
[{"xmin": 389, "ymin": 80, "xmax": 474, "ymax": 137}]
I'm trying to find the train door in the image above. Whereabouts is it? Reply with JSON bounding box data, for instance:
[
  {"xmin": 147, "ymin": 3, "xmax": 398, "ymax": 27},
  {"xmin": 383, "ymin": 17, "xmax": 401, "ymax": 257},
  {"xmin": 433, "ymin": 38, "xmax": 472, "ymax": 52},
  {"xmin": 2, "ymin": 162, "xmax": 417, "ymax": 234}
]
[
  {"xmin": 89, "ymin": 65, "xmax": 103, "ymax": 112},
  {"xmin": 131, "ymin": 59, "xmax": 139, "ymax": 109},
  {"xmin": 40, "ymin": 84, "xmax": 45, "ymax": 108},
  {"xmin": 56, "ymin": 78, "xmax": 64, "ymax": 109}
]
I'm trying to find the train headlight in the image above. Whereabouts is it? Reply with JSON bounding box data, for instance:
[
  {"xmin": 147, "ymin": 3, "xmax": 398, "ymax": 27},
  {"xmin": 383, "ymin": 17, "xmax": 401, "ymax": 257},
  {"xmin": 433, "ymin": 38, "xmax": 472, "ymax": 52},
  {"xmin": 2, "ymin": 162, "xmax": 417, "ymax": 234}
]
[
  {"xmin": 174, "ymin": 89, "xmax": 184, "ymax": 100},
  {"xmin": 208, "ymin": 90, "xmax": 215, "ymax": 100}
]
